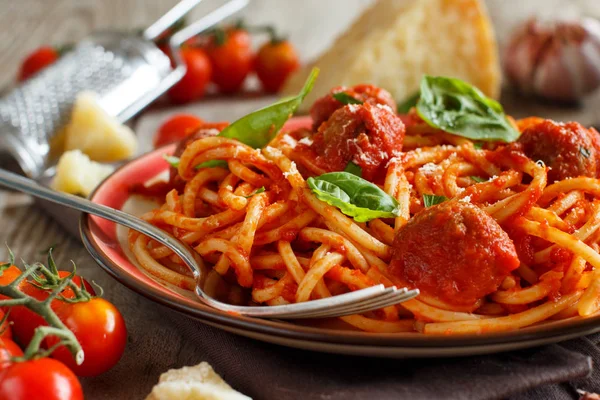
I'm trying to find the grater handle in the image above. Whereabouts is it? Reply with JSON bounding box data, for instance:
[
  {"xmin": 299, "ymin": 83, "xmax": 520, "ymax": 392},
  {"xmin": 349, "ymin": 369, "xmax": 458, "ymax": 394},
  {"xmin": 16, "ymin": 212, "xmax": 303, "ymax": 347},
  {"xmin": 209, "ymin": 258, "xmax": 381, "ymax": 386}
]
[
  {"xmin": 169, "ymin": 0, "xmax": 249, "ymax": 47},
  {"xmin": 143, "ymin": 0, "xmax": 205, "ymax": 41}
]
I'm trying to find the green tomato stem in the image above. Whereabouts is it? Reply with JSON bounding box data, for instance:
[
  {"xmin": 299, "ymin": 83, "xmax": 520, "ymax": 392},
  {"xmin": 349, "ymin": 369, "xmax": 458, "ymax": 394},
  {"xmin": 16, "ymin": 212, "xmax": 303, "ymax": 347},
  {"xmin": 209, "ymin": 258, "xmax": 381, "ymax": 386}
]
[{"xmin": 0, "ymin": 263, "xmax": 83, "ymax": 364}]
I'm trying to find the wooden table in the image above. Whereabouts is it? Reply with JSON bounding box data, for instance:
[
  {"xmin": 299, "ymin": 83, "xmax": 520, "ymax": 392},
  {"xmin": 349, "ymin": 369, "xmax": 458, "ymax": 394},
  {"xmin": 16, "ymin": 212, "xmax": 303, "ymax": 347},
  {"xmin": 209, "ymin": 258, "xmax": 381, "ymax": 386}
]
[{"xmin": 2, "ymin": 1, "xmax": 600, "ymax": 399}]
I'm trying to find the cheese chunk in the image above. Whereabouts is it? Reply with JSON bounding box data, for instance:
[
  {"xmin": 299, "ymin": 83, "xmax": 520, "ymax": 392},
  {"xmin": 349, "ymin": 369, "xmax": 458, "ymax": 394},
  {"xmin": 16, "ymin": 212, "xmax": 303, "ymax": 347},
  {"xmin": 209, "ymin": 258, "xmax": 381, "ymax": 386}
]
[
  {"xmin": 283, "ymin": 0, "xmax": 500, "ymax": 111},
  {"xmin": 146, "ymin": 362, "xmax": 250, "ymax": 400},
  {"xmin": 64, "ymin": 92, "xmax": 137, "ymax": 162},
  {"xmin": 51, "ymin": 150, "xmax": 114, "ymax": 196}
]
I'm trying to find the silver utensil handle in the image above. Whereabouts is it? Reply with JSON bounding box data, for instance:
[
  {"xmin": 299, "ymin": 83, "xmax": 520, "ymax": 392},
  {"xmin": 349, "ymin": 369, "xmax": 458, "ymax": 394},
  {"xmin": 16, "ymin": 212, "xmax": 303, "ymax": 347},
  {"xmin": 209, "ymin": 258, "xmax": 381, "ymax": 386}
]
[
  {"xmin": 169, "ymin": 0, "xmax": 249, "ymax": 47},
  {"xmin": 143, "ymin": 0, "xmax": 205, "ymax": 41},
  {"xmin": 0, "ymin": 168, "xmax": 200, "ymax": 278}
]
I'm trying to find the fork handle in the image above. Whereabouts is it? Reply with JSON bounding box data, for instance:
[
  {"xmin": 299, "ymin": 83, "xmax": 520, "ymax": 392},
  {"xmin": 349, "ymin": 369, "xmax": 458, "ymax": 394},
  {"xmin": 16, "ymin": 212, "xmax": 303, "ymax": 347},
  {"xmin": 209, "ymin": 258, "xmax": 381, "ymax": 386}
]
[{"xmin": 0, "ymin": 168, "xmax": 201, "ymax": 278}]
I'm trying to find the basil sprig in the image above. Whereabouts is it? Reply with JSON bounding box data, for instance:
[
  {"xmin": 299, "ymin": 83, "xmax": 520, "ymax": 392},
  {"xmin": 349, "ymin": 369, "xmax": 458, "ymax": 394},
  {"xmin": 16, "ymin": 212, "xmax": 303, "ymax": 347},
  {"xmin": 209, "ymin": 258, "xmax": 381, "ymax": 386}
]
[
  {"xmin": 332, "ymin": 92, "xmax": 363, "ymax": 105},
  {"xmin": 396, "ymin": 91, "xmax": 419, "ymax": 114},
  {"xmin": 163, "ymin": 154, "xmax": 180, "ymax": 168},
  {"xmin": 307, "ymin": 172, "xmax": 400, "ymax": 222},
  {"xmin": 416, "ymin": 76, "xmax": 519, "ymax": 143},
  {"xmin": 162, "ymin": 154, "xmax": 227, "ymax": 170},
  {"xmin": 343, "ymin": 161, "xmax": 362, "ymax": 177},
  {"xmin": 218, "ymin": 67, "xmax": 319, "ymax": 149},
  {"xmin": 423, "ymin": 194, "xmax": 448, "ymax": 208}
]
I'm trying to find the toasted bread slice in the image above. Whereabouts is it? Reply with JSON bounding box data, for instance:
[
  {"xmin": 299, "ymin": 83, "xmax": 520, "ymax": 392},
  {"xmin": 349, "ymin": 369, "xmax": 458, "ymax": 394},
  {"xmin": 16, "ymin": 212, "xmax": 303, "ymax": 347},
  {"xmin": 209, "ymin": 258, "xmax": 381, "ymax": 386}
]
[{"xmin": 283, "ymin": 0, "xmax": 500, "ymax": 111}]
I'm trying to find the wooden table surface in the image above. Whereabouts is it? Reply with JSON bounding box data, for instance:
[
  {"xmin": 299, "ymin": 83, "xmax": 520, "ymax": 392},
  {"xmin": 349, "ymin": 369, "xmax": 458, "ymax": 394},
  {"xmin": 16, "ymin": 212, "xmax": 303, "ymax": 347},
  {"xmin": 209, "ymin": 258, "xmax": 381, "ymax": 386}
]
[{"xmin": 3, "ymin": 1, "xmax": 600, "ymax": 399}]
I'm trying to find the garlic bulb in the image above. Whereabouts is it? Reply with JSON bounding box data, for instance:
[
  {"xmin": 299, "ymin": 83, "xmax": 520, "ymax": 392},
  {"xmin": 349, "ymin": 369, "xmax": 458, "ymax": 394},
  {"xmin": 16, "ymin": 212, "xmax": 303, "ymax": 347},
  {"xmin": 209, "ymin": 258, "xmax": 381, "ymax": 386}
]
[{"xmin": 504, "ymin": 18, "xmax": 600, "ymax": 102}]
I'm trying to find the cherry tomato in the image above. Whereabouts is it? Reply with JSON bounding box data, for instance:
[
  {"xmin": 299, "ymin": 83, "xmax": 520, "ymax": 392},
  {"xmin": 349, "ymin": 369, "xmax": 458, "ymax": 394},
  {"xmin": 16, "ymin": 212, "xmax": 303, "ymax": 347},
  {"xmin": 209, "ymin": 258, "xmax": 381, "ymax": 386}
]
[
  {"xmin": 255, "ymin": 40, "xmax": 299, "ymax": 93},
  {"xmin": 18, "ymin": 46, "xmax": 59, "ymax": 82},
  {"xmin": 9, "ymin": 273, "xmax": 94, "ymax": 347},
  {"xmin": 0, "ymin": 339, "xmax": 23, "ymax": 369},
  {"xmin": 206, "ymin": 29, "xmax": 253, "ymax": 93},
  {"xmin": 154, "ymin": 114, "xmax": 204, "ymax": 148},
  {"xmin": 0, "ymin": 357, "xmax": 83, "ymax": 400},
  {"xmin": 0, "ymin": 311, "xmax": 12, "ymax": 340},
  {"xmin": 168, "ymin": 47, "xmax": 212, "ymax": 104},
  {"xmin": 0, "ymin": 265, "xmax": 21, "ymax": 302},
  {"xmin": 48, "ymin": 298, "xmax": 127, "ymax": 377}
]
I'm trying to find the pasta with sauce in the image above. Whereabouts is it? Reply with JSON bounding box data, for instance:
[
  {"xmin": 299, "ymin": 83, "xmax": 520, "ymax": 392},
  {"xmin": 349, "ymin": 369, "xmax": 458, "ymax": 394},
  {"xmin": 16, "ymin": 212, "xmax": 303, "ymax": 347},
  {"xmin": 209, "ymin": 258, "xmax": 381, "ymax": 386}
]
[{"xmin": 129, "ymin": 72, "xmax": 600, "ymax": 335}]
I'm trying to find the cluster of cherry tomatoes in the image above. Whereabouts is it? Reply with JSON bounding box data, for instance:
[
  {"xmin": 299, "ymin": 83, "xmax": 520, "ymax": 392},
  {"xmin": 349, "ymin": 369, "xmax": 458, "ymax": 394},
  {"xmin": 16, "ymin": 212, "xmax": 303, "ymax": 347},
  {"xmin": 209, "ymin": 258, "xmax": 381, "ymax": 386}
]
[
  {"xmin": 163, "ymin": 22, "xmax": 299, "ymax": 103},
  {"xmin": 18, "ymin": 21, "xmax": 299, "ymax": 105},
  {"xmin": 0, "ymin": 255, "xmax": 126, "ymax": 400}
]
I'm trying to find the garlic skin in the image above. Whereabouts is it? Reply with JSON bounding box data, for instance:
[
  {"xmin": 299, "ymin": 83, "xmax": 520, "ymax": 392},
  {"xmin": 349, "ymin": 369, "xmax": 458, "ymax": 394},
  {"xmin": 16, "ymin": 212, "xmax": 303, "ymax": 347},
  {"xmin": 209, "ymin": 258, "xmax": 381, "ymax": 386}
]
[{"xmin": 504, "ymin": 18, "xmax": 600, "ymax": 102}]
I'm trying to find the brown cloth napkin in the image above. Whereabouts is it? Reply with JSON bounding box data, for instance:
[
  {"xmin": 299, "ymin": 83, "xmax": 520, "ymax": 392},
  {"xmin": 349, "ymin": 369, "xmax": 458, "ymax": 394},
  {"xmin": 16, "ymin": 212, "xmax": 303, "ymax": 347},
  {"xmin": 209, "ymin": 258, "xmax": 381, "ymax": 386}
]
[{"xmin": 160, "ymin": 310, "xmax": 595, "ymax": 400}]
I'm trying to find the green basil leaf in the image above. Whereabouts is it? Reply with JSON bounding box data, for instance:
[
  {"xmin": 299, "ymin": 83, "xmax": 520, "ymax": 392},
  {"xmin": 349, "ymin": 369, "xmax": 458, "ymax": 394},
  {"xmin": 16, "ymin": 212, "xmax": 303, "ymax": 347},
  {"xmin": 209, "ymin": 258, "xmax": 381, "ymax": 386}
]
[
  {"xmin": 396, "ymin": 91, "xmax": 420, "ymax": 114},
  {"xmin": 416, "ymin": 76, "xmax": 519, "ymax": 143},
  {"xmin": 470, "ymin": 176, "xmax": 486, "ymax": 183},
  {"xmin": 344, "ymin": 161, "xmax": 362, "ymax": 177},
  {"xmin": 307, "ymin": 172, "xmax": 400, "ymax": 222},
  {"xmin": 243, "ymin": 187, "xmax": 266, "ymax": 198},
  {"xmin": 423, "ymin": 194, "xmax": 448, "ymax": 208},
  {"xmin": 217, "ymin": 67, "xmax": 319, "ymax": 148},
  {"xmin": 164, "ymin": 155, "xmax": 228, "ymax": 170},
  {"xmin": 196, "ymin": 160, "xmax": 228, "ymax": 169},
  {"xmin": 332, "ymin": 92, "xmax": 363, "ymax": 105},
  {"xmin": 163, "ymin": 154, "xmax": 180, "ymax": 168}
]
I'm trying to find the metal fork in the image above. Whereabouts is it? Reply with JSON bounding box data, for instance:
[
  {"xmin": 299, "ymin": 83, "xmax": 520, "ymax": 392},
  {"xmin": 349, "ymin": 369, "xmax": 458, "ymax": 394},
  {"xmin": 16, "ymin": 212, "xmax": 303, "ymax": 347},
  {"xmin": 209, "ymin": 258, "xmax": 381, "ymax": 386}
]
[{"xmin": 0, "ymin": 169, "xmax": 419, "ymax": 319}]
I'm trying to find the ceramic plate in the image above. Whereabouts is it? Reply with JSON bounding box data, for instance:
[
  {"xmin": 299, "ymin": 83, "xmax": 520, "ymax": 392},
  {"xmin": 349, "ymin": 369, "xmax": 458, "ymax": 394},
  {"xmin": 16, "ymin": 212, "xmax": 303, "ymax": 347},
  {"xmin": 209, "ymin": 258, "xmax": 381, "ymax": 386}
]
[{"xmin": 80, "ymin": 117, "xmax": 600, "ymax": 358}]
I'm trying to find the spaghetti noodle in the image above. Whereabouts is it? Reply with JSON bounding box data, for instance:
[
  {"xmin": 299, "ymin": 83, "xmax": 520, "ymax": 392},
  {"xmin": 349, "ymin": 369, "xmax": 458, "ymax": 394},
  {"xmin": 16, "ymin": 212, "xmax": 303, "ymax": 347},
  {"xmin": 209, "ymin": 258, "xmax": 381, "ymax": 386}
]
[{"xmin": 129, "ymin": 78, "xmax": 600, "ymax": 335}]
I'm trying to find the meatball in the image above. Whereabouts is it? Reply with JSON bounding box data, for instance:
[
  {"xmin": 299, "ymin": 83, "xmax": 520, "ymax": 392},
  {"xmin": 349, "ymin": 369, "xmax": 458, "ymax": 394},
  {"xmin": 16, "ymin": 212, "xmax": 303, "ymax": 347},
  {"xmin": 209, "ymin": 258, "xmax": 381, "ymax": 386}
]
[
  {"xmin": 389, "ymin": 201, "xmax": 520, "ymax": 307},
  {"xmin": 310, "ymin": 84, "xmax": 397, "ymax": 130},
  {"xmin": 297, "ymin": 102, "xmax": 405, "ymax": 181},
  {"xmin": 518, "ymin": 119, "xmax": 600, "ymax": 182}
]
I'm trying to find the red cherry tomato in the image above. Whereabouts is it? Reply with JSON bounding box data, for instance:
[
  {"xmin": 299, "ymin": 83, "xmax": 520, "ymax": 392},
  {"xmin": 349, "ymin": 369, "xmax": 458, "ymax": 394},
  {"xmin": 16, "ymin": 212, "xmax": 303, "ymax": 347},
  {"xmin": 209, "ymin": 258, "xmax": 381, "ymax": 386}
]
[
  {"xmin": 0, "ymin": 265, "xmax": 21, "ymax": 302},
  {"xmin": 168, "ymin": 47, "xmax": 212, "ymax": 104},
  {"xmin": 0, "ymin": 311, "xmax": 12, "ymax": 340},
  {"xmin": 0, "ymin": 339, "xmax": 23, "ymax": 369},
  {"xmin": 0, "ymin": 357, "xmax": 83, "ymax": 400},
  {"xmin": 9, "ymin": 273, "xmax": 94, "ymax": 347},
  {"xmin": 255, "ymin": 40, "xmax": 299, "ymax": 93},
  {"xmin": 18, "ymin": 46, "xmax": 59, "ymax": 82},
  {"xmin": 206, "ymin": 29, "xmax": 253, "ymax": 93},
  {"xmin": 154, "ymin": 114, "xmax": 204, "ymax": 148},
  {"xmin": 48, "ymin": 298, "xmax": 127, "ymax": 377}
]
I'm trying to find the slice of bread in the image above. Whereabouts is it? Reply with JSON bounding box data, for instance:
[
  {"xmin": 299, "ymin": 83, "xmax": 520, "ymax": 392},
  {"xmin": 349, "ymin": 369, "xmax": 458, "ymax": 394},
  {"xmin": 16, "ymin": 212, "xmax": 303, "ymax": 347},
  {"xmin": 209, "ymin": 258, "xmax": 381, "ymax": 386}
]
[{"xmin": 282, "ymin": 0, "xmax": 500, "ymax": 112}]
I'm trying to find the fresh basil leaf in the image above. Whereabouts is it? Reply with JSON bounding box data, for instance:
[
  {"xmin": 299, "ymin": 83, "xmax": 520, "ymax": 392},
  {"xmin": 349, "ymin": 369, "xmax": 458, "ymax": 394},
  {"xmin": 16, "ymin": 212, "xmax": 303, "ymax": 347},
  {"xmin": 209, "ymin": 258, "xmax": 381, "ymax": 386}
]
[
  {"xmin": 217, "ymin": 67, "xmax": 319, "ymax": 148},
  {"xmin": 423, "ymin": 194, "xmax": 448, "ymax": 207},
  {"xmin": 243, "ymin": 187, "xmax": 266, "ymax": 198},
  {"xmin": 397, "ymin": 91, "xmax": 420, "ymax": 114},
  {"xmin": 344, "ymin": 161, "xmax": 362, "ymax": 177},
  {"xmin": 307, "ymin": 172, "xmax": 400, "ymax": 223},
  {"xmin": 332, "ymin": 92, "xmax": 363, "ymax": 105},
  {"xmin": 196, "ymin": 160, "xmax": 228, "ymax": 169},
  {"xmin": 163, "ymin": 154, "xmax": 180, "ymax": 168},
  {"xmin": 416, "ymin": 76, "xmax": 519, "ymax": 143},
  {"xmin": 470, "ymin": 176, "xmax": 486, "ymax": 183},
  {"xmin": 164, "ymin": 154, "xmax": 228, "ymax": 170},
  {"xmin": 473, "ymin": 142, "xmax": 484, "ymax": 150}
]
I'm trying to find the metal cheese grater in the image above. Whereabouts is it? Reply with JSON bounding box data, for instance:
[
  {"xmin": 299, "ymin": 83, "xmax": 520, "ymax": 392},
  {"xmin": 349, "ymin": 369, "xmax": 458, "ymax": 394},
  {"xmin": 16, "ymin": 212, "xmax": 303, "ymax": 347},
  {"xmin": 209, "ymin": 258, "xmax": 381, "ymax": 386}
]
[{"xmin": 0, "ymin": 0, "xmax": 249, "ymax": 179}]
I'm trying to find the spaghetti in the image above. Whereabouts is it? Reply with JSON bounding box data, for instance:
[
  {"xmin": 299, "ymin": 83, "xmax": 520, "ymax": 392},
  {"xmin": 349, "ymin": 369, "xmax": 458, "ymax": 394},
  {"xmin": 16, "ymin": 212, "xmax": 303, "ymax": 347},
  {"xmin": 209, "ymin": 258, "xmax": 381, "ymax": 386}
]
[{"xmin": 129, "ymin": 78, "xmax": 600, "ymax": 335}]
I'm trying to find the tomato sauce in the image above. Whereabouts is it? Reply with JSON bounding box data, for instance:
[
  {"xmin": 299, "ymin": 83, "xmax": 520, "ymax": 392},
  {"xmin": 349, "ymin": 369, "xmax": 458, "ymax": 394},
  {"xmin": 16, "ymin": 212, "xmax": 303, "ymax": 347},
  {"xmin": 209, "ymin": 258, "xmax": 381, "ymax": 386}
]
[
  {"xmin": 518, "ymin": 119, "xmax": 600, "ymax": 182},
  {"xmin": 309, "ymin": 84, "xmax": 396, "ymax": 130},
  {"xmin": 389, "ymin": 201, "xmax": 520, "ymax": 307},
  {"xmin": 296, "ymin": 102, "xmax": 405, "ymax": 182}
]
